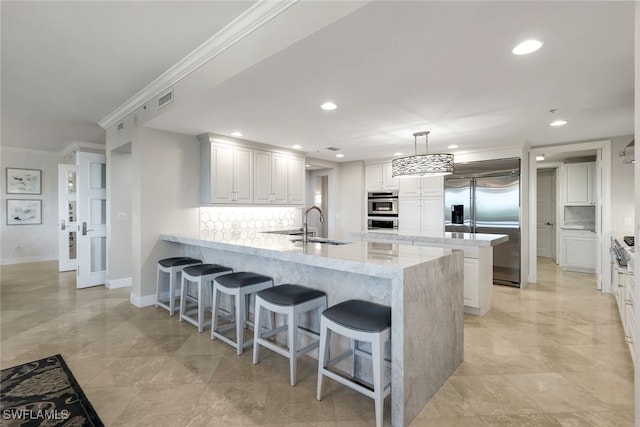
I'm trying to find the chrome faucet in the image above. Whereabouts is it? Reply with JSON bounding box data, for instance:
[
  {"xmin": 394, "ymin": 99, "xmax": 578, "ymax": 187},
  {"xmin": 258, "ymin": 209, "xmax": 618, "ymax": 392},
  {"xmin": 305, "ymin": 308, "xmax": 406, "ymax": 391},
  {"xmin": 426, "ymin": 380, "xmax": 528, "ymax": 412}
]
[{"xmin": 303, "ymin": 206, "xmax": 325, "ymax": 243}]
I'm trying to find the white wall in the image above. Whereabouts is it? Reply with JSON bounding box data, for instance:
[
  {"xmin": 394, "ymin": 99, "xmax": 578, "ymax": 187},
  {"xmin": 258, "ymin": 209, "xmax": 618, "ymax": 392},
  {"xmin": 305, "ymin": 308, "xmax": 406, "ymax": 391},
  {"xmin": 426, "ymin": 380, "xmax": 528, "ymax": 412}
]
[
  {"xmin": 610, "ymin": 135, "xmax": 635, "ymax": 236},
  {"xmin": 0, "ymin": 147, "xmax": 61, "ymax": 264},
  {"xmin": 130, "ymin": 127, "xmax": 200, "ymax": 305},
  {"xmin": 108, "ymin": 145, "xmax": 133, "ymax": 286}
]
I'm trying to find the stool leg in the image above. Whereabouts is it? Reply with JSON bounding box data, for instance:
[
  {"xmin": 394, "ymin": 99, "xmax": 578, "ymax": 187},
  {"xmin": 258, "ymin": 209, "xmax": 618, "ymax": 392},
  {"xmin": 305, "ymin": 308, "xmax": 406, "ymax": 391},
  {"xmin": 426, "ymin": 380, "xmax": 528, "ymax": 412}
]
[
  {"xmin": 197, "ymin": 279, "xmax": 205, "ymax": 333},
  {"xmin": 155, "ymin": 268, "xmax": 161, "ymax": 308},
  {"xmin": 317, "ymin": 320, "xmax": 330, "ymax": 400},
  {"xmin": 236, "ymin": 291, "xmax": 245, "ymax": 355},
  {"xmin": 372, "ymin": 333, "xmax": 384, "ymax": 427},
  {"xmin": 252, "ymin": 299, "xmax": 263, "ymax": 364},
  {"xmin": 179, "ymin": 276, "xmax": 187, "ymax": 322},
  {"xmin": 169, "ymin": 270, "xmax": 176, "ymax": 316},
  {"xmin": 211, "ymin": 287, "xmax": 220, "ymax": 341},
  {"xmin": 289, "ymin": 310, "xmax": 298, "ymax": 386}
]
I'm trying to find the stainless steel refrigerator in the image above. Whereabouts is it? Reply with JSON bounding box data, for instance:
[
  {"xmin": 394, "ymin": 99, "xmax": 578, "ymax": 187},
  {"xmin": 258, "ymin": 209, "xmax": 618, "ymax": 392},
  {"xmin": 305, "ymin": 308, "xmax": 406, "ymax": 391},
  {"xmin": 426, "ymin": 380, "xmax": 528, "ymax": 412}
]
[{"xmin": 444, "ymin": 159, "xmax": 521, "ymax": 287}]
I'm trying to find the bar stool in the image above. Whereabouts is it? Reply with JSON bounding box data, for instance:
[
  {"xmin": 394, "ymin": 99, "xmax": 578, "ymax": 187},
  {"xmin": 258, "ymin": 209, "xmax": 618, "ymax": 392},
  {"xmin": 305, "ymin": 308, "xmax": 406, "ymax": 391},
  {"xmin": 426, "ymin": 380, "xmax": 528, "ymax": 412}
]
[
  {"xmin": 252, "ymin": 284, "xmax": 327, "ymax": 386},
  {"xmin": 316, "ymin": 300, "xmax": 392, "ymax": 427},
  {"xmin": 156, "ymin": 257, "xmax": 202, "ymax": 315},
  {"xmin": 179, "ymin": 264, "xmax": 233, "ymax": 332},
  {"xmin": 211, "ymin": 272, "xmax": 274, "ymax": 355}
]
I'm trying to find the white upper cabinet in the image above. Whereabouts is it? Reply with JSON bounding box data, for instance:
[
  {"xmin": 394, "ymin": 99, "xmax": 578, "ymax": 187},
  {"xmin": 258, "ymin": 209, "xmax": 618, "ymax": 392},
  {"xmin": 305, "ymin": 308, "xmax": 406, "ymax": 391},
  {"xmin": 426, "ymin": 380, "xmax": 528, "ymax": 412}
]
[
  {"xmin": 200, "ymin": 135, "xmax": 304, "ymax": 206},
  {"xmin": 366, "ymin": 162, "xmax": 398, "ymax": 191},
  {"xmin": 253, "ymin": 150, "xmax": 305, "ymax": 205},
  {"xmin": 399, "ymin": 176, "xmax": 444, "ymax": 198},
  {"xmin": 202, "ymin": 142, "xmax": 253, "ymax": 204},
  {"xmin": 564, "ymin": 162, "xmax": 595, "ymax": 205}
]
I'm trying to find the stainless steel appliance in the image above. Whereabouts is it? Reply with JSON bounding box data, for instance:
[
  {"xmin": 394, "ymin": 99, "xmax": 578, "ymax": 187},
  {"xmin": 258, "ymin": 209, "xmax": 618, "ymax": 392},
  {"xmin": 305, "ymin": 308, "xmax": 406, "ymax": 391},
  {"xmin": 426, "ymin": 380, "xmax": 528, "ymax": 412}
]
[
  {"xmin": 368, "ymin": 217, "xmax": 399, "ymax": 230},
  {"xmin": 367, "ymin": 191, "xmax": 399, "ymax": 216},
  {"xmin": 444, "ymin": 158, "xmax": 521, "ymax": 287}
]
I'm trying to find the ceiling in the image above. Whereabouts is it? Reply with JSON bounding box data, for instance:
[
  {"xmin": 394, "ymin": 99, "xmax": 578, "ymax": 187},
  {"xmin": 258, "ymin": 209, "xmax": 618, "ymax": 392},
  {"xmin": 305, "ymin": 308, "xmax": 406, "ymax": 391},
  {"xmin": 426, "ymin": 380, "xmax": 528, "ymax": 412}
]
[{"xmin": 1, "ymin": 1, "xmax": 635, "ymax": 163}]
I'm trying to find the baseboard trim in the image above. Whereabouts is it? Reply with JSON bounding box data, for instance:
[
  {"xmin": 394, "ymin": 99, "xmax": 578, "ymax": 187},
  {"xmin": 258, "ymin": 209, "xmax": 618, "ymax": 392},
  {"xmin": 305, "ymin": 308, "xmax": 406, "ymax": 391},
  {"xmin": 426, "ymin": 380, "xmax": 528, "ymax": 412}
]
[
  {"xmin": 1, "ymin": 255, "xmax": 57, "ymax": 266},
  {"xmin": 130, "ymin": 293, "xmax": 157, "ymax": 308},
  {"xmin": 106, "ymin": 277, "xmax": 132, "ymax": 289}
]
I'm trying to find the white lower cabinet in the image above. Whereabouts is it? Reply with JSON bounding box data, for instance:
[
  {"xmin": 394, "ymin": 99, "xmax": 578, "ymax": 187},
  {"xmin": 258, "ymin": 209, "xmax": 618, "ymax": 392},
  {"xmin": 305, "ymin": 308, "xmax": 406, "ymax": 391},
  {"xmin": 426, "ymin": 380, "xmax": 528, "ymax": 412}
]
[
  {"xmin": 464, "ymin": 258, "xmax": 480, "ymax": 308},
  {"xmin": 561, "ymin": 230, "xmax": 596, "ymax": 272},
  {"xmin": 398, "ymin": 196, "xmax": 443, "ymax": 233},
  {"xmin": 612, "ymin": 256, "xmax": 635, "ymax": 367}
]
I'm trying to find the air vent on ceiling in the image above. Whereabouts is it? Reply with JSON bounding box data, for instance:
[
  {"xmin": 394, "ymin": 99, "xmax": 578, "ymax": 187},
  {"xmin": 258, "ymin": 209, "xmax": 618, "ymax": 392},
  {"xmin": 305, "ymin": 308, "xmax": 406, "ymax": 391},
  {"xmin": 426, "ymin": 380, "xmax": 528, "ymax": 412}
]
[
  {"xmin": 157, "ymin": 89, "xmax": 174, "ymax": 109},
  {"xmin": 326, "ymin": 146, "xmax": 341, "ymax": 151},
  {"xmin": 117, "ymin": 122, "xmax": 124, "ymax": 131}
]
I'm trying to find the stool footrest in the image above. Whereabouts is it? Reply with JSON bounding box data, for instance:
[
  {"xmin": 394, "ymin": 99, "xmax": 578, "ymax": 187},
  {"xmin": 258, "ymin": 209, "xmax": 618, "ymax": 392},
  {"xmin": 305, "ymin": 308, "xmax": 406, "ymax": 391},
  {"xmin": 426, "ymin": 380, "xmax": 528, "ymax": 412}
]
[{"xmin": 321, "ymin": 368, "xmax": 376, "ymax": 399}]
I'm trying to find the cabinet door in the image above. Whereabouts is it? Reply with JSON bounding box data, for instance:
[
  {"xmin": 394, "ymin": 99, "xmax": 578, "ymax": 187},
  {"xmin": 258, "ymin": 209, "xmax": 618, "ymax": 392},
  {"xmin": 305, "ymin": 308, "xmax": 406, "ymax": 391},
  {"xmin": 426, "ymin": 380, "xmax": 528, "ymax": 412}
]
[
  {"xmin": 464, "ymin": 258, "xmax": 480, "ymax": 308},
  {"xmin": 565, "ymin": 162, "xmax": 595, "ymax": 205},
  {"xmin": 271, "ymin": 153, "xmax": 289, "ymax": 203},
  {"xmin": 562, "ymin": 236, "xmax": 596, "ymax": 269},
  {"xmin": 399, "ymin": 178, "xmax": 420, "ymax": 198},
  {"xmin": 398, "ymin": 198, "xmax": 421, "ymax": 232},
  {"xmin": 365, "ymin": 163, "xmax": 383, "ymax": 191},
  {"xmin": 233, "ymin": 146, "xmax": 253, "ymax": 203},
  {"xmin": 287, "ymin": 156, "xmax": 305, "ymax": 204},
  {"xmin": 420, "ymin": 176, "xmax": 444, "ymax": 196},
  {"xmin": 382, "ymin": 163, "xmax": 399, "ymax": 190},
  {"xmin": 253, "ymin": 150, "xmax": 272, "ymax": 203},
  {"xmin": 210, "ymin": 143, "xmax": 234, "ymax": 203},
  {"xmin": 420, "ymin": 196, "xmax": 444, "ymax": 232}
]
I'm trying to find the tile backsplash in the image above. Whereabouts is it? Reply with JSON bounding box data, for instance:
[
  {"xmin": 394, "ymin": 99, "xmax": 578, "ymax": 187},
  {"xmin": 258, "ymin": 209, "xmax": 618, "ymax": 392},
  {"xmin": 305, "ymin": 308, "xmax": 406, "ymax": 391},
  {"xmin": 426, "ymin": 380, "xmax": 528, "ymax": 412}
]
[
  {"xmin": 200, "ymin": 207, "xmax": 302, "ymax": 241},
  {"xmin": 564, "ymin": 205, "xmax": 595, "ymax": 226}
]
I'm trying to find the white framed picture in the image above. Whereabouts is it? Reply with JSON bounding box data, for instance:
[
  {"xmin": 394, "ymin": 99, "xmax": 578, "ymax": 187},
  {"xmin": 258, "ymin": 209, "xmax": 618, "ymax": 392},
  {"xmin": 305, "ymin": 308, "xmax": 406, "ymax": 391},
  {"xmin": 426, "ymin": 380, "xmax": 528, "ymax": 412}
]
[
  {"xmin": 7, "ymin": 199, "xmax": 42, "ymax": 225},
  {"xmin": 6, "ymin": 168, "xmax": 42, "ymax": 194}
]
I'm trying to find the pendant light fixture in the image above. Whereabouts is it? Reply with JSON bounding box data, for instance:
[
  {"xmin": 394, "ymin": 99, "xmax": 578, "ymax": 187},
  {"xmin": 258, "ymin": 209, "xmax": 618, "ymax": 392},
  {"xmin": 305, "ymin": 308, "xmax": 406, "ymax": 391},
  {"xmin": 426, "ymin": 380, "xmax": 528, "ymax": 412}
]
[{"xmin": 391, "ymin": 131, "xmax": 454, "ymax": 177}]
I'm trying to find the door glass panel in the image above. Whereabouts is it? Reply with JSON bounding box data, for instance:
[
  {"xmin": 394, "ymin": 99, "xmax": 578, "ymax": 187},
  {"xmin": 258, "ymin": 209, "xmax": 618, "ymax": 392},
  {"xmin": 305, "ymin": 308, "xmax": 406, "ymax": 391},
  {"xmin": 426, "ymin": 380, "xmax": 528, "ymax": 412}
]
[
  {"xmin": 66, "ymin": 171, "xmax": 76, "ymax": 194},
  {"xmin": 67, "ymin": 201, "xmax": 76, "ymax": 222},
  {"xmin": 68, "ymin": 231, "xmax": 77, "ymax": 260},
  {"xmin": 90, "ymin": 199, "xmax": 106, "ymax": 225},
  {"xmin": 90, "ymin": 236, "xmax": 106, "ymax": 272},
  {"xmin": 90, "ymin": 162, "xmax": 106, "ymax": 189}
]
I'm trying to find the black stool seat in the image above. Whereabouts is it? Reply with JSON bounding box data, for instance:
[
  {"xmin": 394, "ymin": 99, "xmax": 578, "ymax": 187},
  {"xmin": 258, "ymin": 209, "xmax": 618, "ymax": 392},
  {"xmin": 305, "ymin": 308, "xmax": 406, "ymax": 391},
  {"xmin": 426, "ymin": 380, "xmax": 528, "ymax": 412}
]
[
  {"xmin": 184, "ymin": 264, "xmax": 232, "ymax": 276},
  {"xmin": 158, "ymin": 257, "xmax": 201, "ymax": 268},
  {"xmin": 215, "ymin": 272, "xmax": 272, "ymax": 288},
  {"xmin": 257, "ymin": 284, "xmax": 326, "ymax": 306},
  {"xmin": 323, "ymin": 300, "xmax": 391, "ymax": 332}
]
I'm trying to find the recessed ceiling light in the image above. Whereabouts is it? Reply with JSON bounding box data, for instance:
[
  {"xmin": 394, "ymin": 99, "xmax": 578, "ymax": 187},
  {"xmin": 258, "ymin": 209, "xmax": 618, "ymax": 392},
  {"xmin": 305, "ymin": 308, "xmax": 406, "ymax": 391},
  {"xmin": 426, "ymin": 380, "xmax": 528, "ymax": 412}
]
[
  {"xmin": 321, "ymin": 102, "xmax": 337, "ymax": 111},
  {"xmin": 305, "ymin": 164, "xmax": 311, "ymax": 167},
  {"xmin": 292, "ymin": 144, "xmax": 302, "ymax": 149},
  {"xmin": 512, "ymin": 39, "xmax": 543, "ymax": 55},
  {"xmin": 550, "ymin": 120, "xmax": 567, "ymax": 127},
  {"xmin": 335, "ymin": 153, "xmax": 344, "ymax": 158},
  {"xmin": 230, "ymin": 131, "xmax": 243, "ymax": 137},
  {"xmin": 536, "ymin": 155, "xmax": 545, "ymax": 161},
  {"xmin": 393, "ymin": 152, "xmax": 403, "ymax": 156},
  {"xmin": 448, "ymin": 144, "xmax": 458, "ymax": 149}
]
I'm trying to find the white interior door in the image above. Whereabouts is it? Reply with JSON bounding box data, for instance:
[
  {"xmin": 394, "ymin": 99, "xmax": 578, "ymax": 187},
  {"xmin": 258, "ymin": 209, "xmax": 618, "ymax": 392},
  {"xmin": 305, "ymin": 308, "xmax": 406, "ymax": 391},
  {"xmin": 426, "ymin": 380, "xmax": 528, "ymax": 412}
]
[
  {"xmin": 76, "ymin": 151, "xmax": 107, "ymax": 288},
  {"xmin": 58, "ymin": 164, "xmax": 78, "ymax": 271},
  {"xmin": 537, "ymin": 168, "xmax": 556, "ymax": 260}
]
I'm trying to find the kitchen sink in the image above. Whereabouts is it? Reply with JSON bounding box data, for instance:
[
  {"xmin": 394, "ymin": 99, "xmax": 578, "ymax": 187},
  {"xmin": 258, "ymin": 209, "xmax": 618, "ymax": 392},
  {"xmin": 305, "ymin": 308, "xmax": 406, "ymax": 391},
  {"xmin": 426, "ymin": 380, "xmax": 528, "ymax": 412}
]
[{"xmin": 289, "ymin": 237, "xmax": 352, "ymax": 245}]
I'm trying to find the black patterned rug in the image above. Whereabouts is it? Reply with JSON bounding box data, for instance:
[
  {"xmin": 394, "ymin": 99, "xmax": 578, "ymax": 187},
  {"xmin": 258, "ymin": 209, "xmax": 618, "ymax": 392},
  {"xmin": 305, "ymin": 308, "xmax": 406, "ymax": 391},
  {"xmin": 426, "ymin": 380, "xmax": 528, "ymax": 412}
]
[{"xmin": 0, "ymin": 354, "xmax": 103, "ymax": 426}]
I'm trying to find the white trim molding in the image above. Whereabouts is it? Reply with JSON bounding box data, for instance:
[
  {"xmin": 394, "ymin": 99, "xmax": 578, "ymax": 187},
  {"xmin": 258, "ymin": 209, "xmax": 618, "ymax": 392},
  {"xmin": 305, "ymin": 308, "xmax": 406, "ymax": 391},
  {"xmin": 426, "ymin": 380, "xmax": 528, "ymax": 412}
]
[
  {"xmin": 129, "ymin": 292, "xmax": 158, "ymax": 308},
  {"xmin": 98, "ymin": 0, "xmax": 297, "ymax": 130},
  {"xmin": 1, "ymin": 255, "xmax": 57, "ymax": 266},
  {"xmin": 106, "ymin": 277, "xmax": 132, "ymax": 289}
]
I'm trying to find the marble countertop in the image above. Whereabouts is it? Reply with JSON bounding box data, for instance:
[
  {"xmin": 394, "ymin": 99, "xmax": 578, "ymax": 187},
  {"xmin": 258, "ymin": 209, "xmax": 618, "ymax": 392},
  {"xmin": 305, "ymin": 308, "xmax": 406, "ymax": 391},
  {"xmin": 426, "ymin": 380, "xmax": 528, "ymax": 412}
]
[
  {"xmin": 352, "ymin": 229, "xmax": 508, "ymax": 247},
  {"xmin": 161, "ymin": 233, "xmax": 455, "ymax": 279}
]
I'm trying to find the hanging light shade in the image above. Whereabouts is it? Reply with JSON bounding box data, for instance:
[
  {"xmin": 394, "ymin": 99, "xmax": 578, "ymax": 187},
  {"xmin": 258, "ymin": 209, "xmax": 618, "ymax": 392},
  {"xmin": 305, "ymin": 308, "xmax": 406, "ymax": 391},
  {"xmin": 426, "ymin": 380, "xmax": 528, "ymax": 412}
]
[{"xmin": 392, "ymin": 131, "xmax": 454, "ymax": 177}]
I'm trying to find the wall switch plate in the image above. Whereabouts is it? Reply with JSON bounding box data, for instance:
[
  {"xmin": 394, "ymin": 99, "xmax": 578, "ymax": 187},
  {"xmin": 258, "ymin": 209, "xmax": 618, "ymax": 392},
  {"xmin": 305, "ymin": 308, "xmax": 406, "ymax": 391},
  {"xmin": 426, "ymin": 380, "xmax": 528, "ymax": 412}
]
[{"xmin": 117, "ymin": 212, "xmax": 128, "ymax": 221}]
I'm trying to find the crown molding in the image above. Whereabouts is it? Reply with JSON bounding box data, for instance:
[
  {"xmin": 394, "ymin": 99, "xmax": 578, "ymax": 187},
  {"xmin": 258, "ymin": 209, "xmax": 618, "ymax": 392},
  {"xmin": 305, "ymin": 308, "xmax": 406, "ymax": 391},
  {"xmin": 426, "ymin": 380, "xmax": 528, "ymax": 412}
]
[
  {"xmin": 61, "ymin": 141, "xmax": 106, "ymax": 157},
  {"xmin": 0, "ymin": 145, "xmax": 62, "ymax": 157},
  {"xmin": 98, "ymin": 0, "xmax": 297, "ymax": 130}
]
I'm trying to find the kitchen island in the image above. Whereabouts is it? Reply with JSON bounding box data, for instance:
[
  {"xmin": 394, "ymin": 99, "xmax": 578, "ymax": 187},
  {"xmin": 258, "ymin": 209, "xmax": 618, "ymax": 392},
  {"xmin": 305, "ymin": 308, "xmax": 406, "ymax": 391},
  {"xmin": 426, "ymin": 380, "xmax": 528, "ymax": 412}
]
[
  {"xmin": 161, "ymin": 233, "xmax": 463, "ymax": 427},
  {"xmin": 353, "ymin": 230, "xmax": 508, "ymax": 316}
]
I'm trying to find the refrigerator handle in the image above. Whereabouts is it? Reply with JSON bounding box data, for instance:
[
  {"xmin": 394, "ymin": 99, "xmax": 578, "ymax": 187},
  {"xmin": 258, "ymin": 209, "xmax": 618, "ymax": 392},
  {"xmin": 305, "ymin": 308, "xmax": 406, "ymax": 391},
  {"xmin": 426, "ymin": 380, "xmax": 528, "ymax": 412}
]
[{"xmin": 470, "ymin": 179, "xmax": 476, "ymax": 233}]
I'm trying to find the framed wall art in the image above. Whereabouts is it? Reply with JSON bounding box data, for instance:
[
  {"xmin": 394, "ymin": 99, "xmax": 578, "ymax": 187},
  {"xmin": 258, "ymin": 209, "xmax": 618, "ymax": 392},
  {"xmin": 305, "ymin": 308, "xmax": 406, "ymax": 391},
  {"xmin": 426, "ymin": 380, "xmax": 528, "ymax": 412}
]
[
  {"xmin": 6, "ymin": 168, "xmax": 42, "ymax": 194},
  {"xmin": 6, "ymin": 199, "xmax": 42, "ymax": 225}
]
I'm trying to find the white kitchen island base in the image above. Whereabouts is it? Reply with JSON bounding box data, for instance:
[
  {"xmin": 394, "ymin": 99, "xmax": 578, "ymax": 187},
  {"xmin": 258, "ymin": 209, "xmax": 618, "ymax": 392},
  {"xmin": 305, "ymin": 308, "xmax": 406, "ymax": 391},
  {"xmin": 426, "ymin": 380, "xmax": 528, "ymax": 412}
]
[{"xmin": 161, "ymin": 233, "xmax": 463, "ymax": 427}]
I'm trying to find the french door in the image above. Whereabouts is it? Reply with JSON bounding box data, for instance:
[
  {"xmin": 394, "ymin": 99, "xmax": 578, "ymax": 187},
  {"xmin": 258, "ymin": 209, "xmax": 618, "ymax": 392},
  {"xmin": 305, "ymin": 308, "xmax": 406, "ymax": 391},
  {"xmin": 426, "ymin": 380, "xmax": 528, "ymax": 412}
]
[
  {"xmin": 76, "ymin": 152, "xmax": 107, "ymax": 288},
  {"xmin": 57, "ymin": 164, "xmax": 78, "ymax": 271}
]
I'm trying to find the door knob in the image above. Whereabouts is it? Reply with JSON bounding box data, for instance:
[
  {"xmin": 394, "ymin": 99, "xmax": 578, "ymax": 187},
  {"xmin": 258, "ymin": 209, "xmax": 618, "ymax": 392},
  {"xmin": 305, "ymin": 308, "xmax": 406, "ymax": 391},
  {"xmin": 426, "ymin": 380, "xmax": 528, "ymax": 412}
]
[
  {"xmin": 546, "ymin": 222, "xmax": 553, "ymax": 226},
  {"xmin": 61, "ymin": 220, "xmax": 66, "ymax": 231},
  {"xmin": 81, "ymin": 222, "xmax": 94, "ymax": 236}
]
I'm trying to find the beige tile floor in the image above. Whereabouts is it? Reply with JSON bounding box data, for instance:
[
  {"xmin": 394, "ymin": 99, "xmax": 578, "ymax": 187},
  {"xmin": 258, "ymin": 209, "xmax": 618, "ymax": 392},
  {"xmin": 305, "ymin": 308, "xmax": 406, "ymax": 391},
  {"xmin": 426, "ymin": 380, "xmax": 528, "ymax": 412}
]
[{"xmin": 0, "ymin": 258, "xmax": 634, "ymax": 426}]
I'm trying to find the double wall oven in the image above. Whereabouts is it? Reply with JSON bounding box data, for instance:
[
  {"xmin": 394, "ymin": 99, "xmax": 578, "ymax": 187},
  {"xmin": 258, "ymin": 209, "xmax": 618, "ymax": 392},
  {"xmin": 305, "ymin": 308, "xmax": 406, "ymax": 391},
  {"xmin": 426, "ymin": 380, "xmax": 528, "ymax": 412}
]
[{"xmin": 367, "ymin": 191, "xmax": 399, "ymax": 230}]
